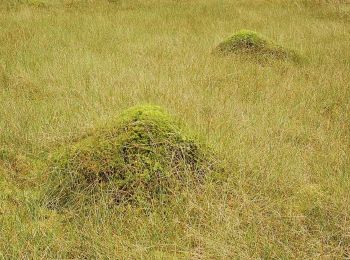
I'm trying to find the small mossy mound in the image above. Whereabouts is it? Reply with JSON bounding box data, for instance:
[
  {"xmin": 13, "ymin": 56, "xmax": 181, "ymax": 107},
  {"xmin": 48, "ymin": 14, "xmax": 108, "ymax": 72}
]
[
  {"xmin": 213, "ymin": 30, "xmax": 301, "ymax": 62},
  {"xmin": 45, "ymin": 105, "xmax": 216, "ymax": 208}
]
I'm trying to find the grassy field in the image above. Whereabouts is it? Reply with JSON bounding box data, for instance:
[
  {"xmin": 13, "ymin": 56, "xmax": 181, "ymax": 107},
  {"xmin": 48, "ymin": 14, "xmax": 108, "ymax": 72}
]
[{"xmin": 1, "ymin": 0, "xmax": 350, "ymax": 258}]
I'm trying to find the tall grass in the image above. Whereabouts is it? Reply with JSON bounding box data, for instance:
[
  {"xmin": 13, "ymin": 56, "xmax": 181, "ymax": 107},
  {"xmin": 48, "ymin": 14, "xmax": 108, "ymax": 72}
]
[{"xmin": 0, "ymin": 0, "xmax": 349, "ymax": 258}]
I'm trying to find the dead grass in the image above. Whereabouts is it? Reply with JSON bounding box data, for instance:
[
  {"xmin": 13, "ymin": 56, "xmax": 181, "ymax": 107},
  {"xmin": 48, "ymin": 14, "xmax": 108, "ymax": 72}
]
[{"xmin": 0, "ymin": 0, "xmax": 349, "ymax": 258}]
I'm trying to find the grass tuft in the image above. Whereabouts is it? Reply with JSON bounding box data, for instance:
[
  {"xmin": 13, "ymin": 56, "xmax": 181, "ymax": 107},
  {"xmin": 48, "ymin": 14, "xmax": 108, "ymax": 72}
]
[
  {"xmin": 213, "ymin": 30, "xmax": 302, "ymax": 63},
  {"xmin": 45, "ymin": 105, "xmax": 217, "ymax": 208}
]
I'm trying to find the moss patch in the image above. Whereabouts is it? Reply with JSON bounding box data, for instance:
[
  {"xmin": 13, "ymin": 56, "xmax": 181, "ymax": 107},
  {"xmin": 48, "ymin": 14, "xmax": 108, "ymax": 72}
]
[
  {"xmin": 213, "ymin": 30, "xmax": 301, "ymax": 62},
  {"xmin": 45, "ymin": 105, "xmax": 217, "ymax": 208}
]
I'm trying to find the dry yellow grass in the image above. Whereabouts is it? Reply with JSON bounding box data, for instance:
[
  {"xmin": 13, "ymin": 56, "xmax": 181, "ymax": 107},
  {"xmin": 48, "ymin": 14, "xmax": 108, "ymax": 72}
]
[{"xmin": 0, "ymin": 0, "xmax": 350, "ymax": 258}]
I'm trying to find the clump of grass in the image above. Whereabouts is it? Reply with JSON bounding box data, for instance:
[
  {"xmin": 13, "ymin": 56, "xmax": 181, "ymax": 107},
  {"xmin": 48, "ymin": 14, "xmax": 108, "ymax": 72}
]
[
  {"xmin": 45, "ymin": 105, "xmax": 217, "ymax": 208},
  {"xmin": 0, "ymin": 148, "xmax": 29, "ymax": 175},
  {"xmin": 213, "ymin": 30, "xmax": 302, "ymax": 62}
]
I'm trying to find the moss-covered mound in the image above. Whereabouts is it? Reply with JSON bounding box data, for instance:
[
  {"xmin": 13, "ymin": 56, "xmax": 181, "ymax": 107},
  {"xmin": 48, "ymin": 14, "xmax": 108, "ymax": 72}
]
[
  {"xmin": 213, "ymin": 30, "xmax": 301, "ymax": 62},
  {"xmin": 45, "ymin": 105, "xmax": 216, "ymax": 208}
]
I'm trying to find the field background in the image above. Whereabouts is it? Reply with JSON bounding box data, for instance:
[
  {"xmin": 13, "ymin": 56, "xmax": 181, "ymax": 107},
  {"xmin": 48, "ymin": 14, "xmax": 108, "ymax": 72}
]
[{"xmin": 0, "ymin": 0, "xmax": 350, "ymax": 258}]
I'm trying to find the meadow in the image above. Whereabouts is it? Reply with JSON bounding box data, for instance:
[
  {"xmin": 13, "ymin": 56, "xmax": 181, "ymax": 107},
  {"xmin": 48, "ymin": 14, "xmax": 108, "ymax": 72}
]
[{"xmin": 0, "ymin": 0, "xmax": 350, "ymax": 258}]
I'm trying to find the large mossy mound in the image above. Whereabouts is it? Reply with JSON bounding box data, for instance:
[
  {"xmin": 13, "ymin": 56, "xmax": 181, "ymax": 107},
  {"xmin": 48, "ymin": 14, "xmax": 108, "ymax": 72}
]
[
  {"xmin": 46, "ymin": 105, "xmax": 216, "ymax": 208},
  {"xmin": 213, "ymin": 30, "xmax": 301, "ymax": 62}
]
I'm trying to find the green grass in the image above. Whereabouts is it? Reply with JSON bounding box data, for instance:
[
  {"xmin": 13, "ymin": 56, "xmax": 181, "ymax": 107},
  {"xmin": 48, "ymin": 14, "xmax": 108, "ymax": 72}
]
[
  {"xmin": 45, "ymin": 104, "xmax": 216, "ymax": 209},
  {"xmin": 0, "ymin": 0, "xmax": 350, "ymax": 258},
  {"xmin": 213, "ymin": 29, "xmax": 302, "ymax": 63}
]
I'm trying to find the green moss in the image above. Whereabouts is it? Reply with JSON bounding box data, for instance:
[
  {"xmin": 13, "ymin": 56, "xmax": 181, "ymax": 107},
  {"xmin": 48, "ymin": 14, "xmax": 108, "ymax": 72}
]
[
  {"xmin": 213, "ymin": 30, "xmax": 301, "ymax": 62},
  {"xmin": 45, "ymin": 105, "xmax": 216, "ymax": 208}
]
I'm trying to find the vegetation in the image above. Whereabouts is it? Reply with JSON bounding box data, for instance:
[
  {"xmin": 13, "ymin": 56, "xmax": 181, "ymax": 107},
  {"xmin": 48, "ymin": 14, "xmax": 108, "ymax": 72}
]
[
  {"xmin": 213, "ymin": 30, "xmax": 302, "ymax": 62},
  {"xmin": 0, "ymin": 0, "xmax": 349, "ymax": 258},
  {"xmin": 45, "ymin": 105, "xmax": 216, "ymax": 208}
]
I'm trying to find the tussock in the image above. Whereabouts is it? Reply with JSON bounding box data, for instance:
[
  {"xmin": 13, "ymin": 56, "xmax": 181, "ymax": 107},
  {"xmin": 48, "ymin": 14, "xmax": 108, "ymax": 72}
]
[
  {"xmin": 213, "ymin": 30, "xmax": 302, "ymax": 62},
  {"xmin": 45, "ymin": 105, "xmax": 216, "ymax": 208}
]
